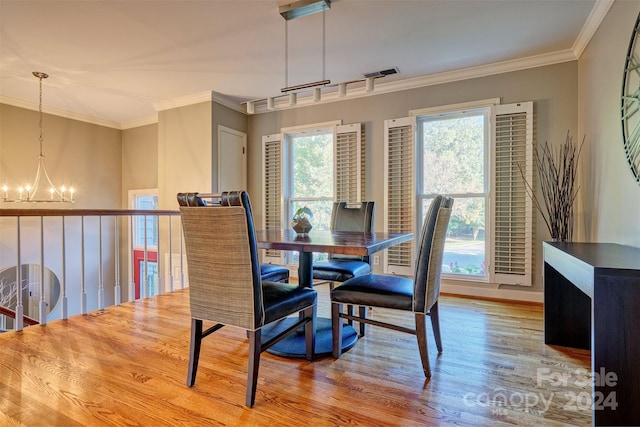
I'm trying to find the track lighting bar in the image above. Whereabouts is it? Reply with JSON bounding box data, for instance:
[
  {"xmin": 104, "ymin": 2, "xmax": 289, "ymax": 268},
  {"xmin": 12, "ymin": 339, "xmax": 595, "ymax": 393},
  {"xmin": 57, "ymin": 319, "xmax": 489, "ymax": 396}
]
[{"xmin": 281, "ymin": 79, "xmax": 331, "ymax": 93}]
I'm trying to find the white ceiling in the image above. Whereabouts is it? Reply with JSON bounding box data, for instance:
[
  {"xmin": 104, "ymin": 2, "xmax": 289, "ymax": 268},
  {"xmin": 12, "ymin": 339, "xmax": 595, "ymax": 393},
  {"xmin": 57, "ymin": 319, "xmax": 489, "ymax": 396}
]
[{"xmin": 0, "ymin": 0, "xmax": 609, "ymax": 129}]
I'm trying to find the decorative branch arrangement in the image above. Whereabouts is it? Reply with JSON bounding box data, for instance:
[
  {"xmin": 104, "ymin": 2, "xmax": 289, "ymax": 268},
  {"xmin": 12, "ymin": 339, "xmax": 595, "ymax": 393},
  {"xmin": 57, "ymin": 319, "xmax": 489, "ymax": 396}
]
[{"xmin": 520, "ymin": 131, "xmax": 584, "ymax": 242}]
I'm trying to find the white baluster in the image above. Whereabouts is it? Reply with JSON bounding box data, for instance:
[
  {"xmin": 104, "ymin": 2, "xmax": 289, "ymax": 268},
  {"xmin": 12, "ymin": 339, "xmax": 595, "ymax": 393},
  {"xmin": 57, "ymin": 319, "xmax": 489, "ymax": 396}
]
[
  {"xmin": 15, "ymin": 217, "xmax": 24, "ymax": 331},
  {"xmin": 39, "ymin": 216, "xmax": 47, "ymax": 325},
  {"xmin": 114, "ymin": 216, "xmax": 121, "ymax": 306}
]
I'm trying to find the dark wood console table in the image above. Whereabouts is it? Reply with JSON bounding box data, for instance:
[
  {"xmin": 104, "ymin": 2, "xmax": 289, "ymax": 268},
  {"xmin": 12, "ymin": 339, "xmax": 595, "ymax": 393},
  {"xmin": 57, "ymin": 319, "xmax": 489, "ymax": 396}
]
[{"xmin": 544, "ymin": 242, "xmax": 640, "ymax": 426}]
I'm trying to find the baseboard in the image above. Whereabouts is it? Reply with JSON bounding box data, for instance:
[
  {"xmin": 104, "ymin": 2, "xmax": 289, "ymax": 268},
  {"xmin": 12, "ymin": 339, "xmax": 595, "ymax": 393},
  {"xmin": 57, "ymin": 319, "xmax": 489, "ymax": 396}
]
[{"xmin": 441, "ymin": 282, "xmax": 543, "ymax": 303}]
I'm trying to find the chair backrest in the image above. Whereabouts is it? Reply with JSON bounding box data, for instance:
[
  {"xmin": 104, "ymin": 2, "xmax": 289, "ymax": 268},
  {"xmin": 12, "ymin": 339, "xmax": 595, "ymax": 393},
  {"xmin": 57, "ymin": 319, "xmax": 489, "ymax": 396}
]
[
  {"xmin": 178, "ymin": 191, "xmax": 265, "ymax": 330},
  {"xmin": 412, "ymin": 195, "xmax": 454, "ymax": 313},
  {"xmin": 329, "ymin": 201, "xmax": 376, "ymax": 262}
]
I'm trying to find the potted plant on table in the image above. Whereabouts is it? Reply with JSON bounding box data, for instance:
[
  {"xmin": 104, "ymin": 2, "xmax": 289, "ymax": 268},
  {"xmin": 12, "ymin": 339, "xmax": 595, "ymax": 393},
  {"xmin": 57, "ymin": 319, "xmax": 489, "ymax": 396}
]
[{"xmin": 291, "ymin": 206, "xmax": 313, "ymax": 234}]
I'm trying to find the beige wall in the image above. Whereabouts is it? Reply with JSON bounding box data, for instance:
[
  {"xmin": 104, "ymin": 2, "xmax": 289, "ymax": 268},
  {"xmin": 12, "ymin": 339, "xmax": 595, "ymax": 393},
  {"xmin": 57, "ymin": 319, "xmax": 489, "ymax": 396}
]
[
  {"xmin": 0, "ymin": 104, "xmax": 122, "ymax": 209},
  {"xmin": 122, "ymin": 123, "xmax": 158, "ymax": 208},
  {"xmin": 248, "ymin": 62, "xmax": 579, "ymax": 297},
  {"xmin": 156, "ymin": 100, "xmax": 248, "ymax": 208},
  {"xmin": 578, "ymin": 0, "xmax": 640, "ymax": 247},
  {"xmin": 157, "ymin": 102, "xmax": 213, "ymax": 210}
]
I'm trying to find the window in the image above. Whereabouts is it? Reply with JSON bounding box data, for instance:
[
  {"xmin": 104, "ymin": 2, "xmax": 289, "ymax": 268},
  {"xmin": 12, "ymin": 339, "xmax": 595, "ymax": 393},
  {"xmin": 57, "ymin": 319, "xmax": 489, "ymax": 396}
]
[
  {"xmin": 384, "ymin": 101, "xmax": 533, "ymax": 286},
  {"xmin": 129, "ymin": 189, "xmax": 159, "ymax": 299},
  {"xmin": 287, "ymin": 128, "xmax": 334, "ymax": 234},
  {"xmin": 287, "ymin": 128, "xmax": 334, "ymax": 263},
  {"xmin": 418, "ymin": 110, "xmax": 489, "ymax": 279},
  {"xmin": 262, "ymin": 121, "xmax": 364, "ymax": 266}
]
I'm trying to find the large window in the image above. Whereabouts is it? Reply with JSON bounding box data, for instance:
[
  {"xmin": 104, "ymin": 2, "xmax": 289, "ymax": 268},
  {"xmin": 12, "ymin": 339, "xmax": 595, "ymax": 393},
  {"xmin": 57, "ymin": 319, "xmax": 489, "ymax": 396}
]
[
  {"xmin": 384, "ymin": 101, "xmax": 534, "ymax": 287},
  {"xmin": 286, "ymin": 128, "xmax": 334, "ymax": 263},
  {"xmin": 417, "ymin": 110, "xmax": 489, "ymax": 279},
  {"xmin": 287, "ymin": 128, "xmax": 334, "ymax": 233}
]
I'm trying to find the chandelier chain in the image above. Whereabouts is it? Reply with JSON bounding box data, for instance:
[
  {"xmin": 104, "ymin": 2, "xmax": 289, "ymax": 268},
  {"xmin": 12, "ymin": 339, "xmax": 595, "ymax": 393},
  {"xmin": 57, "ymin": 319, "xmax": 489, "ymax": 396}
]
[{"xmin": 38, "ymin": 73, "xmax": 44, "ymax": 157}]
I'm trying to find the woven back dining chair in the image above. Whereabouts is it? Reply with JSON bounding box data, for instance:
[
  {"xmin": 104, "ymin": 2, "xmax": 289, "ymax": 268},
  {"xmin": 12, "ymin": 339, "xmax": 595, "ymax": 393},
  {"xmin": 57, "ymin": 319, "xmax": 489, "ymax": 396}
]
[
  {"xmin": 312, "ymin": 201, "xmax": 375, "ymax": 334},
  {"xmin": 178, "ymin": 191, "xmax": 317, "ymax": 407},
  {"xmin": 177, "ymin": 192, "xmax": 290, "ymax": 283},
  {"xmin": 330, "ymin": 195, "xmax": 453, "ymax": 378}
]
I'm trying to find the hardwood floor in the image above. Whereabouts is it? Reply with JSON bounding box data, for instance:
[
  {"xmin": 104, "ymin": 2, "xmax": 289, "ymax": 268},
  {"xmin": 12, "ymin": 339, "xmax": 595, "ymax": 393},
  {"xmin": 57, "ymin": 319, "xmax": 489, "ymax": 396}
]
[{"xmin": 0, "ymin": 286, "xmax": 591, "ymax": 426}]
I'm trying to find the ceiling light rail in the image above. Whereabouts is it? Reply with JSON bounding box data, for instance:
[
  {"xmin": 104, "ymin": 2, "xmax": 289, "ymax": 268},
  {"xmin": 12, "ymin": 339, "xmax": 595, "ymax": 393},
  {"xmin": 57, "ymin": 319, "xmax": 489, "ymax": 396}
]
[
  {"xmin": 243, "ymin": 1, "xmax": 399, "ymax": 114},
  {"xmin": 279, "ymin": 0, "xmax": 330, "ymax": 21},
  {"xmin": 244, "ymin": 72, "xmax": 396, "ymax": 114}
]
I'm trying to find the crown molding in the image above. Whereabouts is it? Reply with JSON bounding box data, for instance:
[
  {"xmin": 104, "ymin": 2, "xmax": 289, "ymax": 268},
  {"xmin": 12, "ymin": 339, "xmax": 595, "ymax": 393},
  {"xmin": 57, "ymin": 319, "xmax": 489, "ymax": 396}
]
[
  {"xmin": 153, "ymin": 91, "xmax": 214, "ymax": 112},
  {"xmin": 0, "ymin": 96, "xmax": 122, "ymax": 129},
  {"xmin": 121, "ymin": 114, "xmax": 158, "ymax": 130},
  {"xmin": 153, "ymin": 90, "xmax": 245, "ymax": 115},
  {"xmin": 572, "ymin": 0, "xmax": 615, "ymax": 58}
]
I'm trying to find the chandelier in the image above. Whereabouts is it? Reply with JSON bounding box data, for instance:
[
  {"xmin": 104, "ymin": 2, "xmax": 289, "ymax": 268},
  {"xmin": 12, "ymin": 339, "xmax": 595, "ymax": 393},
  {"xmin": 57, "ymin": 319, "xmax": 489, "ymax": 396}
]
[{"xmin": 2, "ymin": 72, "xmax": 75, "ymax": 203}]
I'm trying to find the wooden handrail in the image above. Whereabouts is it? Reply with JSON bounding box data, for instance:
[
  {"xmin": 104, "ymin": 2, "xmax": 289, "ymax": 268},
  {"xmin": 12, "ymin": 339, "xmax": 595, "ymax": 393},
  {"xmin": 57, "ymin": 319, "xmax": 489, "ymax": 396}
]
[
  {"xmin": 0, "ymin": 305, "xmax": 39, "ymax": 326},
  {"xmin": 0, "ymin": 208, "xmax": 179, "ymax": 217}
]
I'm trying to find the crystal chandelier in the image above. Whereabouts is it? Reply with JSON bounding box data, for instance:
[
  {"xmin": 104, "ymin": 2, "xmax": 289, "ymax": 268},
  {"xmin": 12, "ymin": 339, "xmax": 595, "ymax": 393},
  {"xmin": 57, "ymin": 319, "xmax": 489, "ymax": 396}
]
[{"xmin": 2, "ymin": 72, "xmax": 75, "ymax": 203}]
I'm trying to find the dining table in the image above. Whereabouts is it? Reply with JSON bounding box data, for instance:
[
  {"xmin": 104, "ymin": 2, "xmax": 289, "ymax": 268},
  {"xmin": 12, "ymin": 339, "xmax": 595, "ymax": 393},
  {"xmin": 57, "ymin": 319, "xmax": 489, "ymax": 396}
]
[{"xmin": 255, "ymin": 228, "xmax": 413, "ymax": 358}]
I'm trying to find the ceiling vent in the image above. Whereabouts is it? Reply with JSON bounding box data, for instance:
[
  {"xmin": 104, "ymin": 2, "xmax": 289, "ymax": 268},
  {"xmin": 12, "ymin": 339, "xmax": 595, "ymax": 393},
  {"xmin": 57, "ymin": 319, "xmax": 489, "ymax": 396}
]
[{"xmin": 364, "ymin": 67, "xmax": 399, "ymax": 78}]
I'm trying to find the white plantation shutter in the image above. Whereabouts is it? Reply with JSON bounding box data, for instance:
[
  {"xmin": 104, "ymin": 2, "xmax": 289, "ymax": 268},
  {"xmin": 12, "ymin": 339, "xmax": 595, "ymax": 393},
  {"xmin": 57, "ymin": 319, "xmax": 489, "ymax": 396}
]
[
  {"xmin": 262, "ymin": 134, "xmax": 284, "ymax": 264},
  {"xmin": 491, "ymin": 102, "xmax": 534, "ymax": 286},
  {"xmin": 335, "ymin": 123, "xmax": 363, "ymax": 202},
  {"xmin": 383, "ymin": 117, "xmax": 416, "ymax": 276}
]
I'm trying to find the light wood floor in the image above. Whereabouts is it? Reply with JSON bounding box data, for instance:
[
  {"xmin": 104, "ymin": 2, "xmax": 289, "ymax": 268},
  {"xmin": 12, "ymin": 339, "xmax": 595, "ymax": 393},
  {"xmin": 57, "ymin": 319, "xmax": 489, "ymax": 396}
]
[{"xmin": 0, "ymin": 286, "xmax": 591, "ymax": 426}]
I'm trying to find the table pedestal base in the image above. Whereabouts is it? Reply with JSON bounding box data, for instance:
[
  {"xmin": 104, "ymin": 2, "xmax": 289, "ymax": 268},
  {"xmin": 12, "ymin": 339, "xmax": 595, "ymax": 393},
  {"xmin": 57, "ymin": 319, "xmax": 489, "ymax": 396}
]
[{"xmin": 263, "ymin": 317, "xmax": 358, "ymax": 358}]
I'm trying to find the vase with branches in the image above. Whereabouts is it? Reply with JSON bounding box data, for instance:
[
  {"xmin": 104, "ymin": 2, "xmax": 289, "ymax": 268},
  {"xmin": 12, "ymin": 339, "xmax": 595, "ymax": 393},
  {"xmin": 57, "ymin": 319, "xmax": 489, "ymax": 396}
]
[{"xmin": 520, "ymin": 131, "xmax": 584, "ymax": 242}]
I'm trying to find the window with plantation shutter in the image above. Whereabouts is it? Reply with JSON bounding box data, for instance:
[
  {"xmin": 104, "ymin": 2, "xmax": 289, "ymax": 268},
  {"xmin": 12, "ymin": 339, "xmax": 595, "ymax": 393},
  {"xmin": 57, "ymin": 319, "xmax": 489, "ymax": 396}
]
[
  {"xmin": 383, "ymin": 117, "xmax": 416, "ymax": 276},
  {"xmin": 335, "ymin": 123, "xmax": 363, "ymax": 202},
  {"xmin": 262, "ymin": 134, "xmax": 284, "ymax": 263},
  {"xmin": 261, "ymin": 122, "xmax": 364, "ymax": 267},
  {"xmin": 384, "ymin": 100, "xmax": 534, "ymax": 287},
  {"xmin": 492, "ymin": 102, "xmax": 533, "ymax": 286}
]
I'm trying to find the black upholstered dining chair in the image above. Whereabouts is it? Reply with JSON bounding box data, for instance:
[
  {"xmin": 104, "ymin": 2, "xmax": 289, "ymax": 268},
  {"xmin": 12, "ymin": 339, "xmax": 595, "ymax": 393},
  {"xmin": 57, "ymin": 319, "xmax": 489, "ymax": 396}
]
[
  {"xmin": 178, "ymin": 191, "xmax": 317, "ymax": 407},
  {"xmin": 313, "ymin": 201, "xmax": 375, "ymax": 334},
  {"xmin": 259, "ymin": 264, "xmax": 289, "ymax": 282},
  {"xmin": 330, "ymin": 195, "xmax": 453, "ymax": 378},
  {"xmin": 312, "ymin": 201, "xmax": 376, "ymax": 285}
]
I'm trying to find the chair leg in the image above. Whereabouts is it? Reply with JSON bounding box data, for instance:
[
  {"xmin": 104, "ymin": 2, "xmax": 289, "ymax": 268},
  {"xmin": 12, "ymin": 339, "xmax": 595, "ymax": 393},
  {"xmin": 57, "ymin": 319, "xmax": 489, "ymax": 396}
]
[
  {"xmin": 415, "ymin": 314, "xmax": 431, "ymax": 378},
  {"xmin": 331, "ymin": 303, "xmax": 343, "ymax": 358},
  {"xmin": 186, "ymin": 318, "xmax": 203, "ymax": 387},
  {"xmin": 358, "ymin": 306, "xmax": 367, "ymax": 336},
  {"xmin": 346, "ymin": 304, "xmax": 354, "ymax": 326},
  {"xmin": 246, "ymin": 329, "xmax": 262, "ymax": 408},
  {"xmin": 429, "ymin": 300, "xmax": 443, "ymax": 353},
  {"xmin": 304, "ymin": 305, "xmax": 317, "ymax": 361}
]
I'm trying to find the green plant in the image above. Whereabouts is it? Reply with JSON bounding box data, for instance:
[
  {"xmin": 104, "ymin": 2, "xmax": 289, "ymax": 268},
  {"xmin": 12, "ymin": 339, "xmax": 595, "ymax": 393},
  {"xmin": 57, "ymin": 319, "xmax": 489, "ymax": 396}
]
[{"xmin": 293, "ymin": 206, "xmax": 313, "ymax": 221}]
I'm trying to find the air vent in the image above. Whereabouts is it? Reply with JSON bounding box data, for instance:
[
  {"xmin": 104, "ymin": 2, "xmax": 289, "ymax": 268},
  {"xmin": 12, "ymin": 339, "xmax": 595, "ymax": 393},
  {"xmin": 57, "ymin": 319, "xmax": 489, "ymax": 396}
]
[{"xmin": 364, "ymin": 67, "xmax": 399, "ymax": 78}]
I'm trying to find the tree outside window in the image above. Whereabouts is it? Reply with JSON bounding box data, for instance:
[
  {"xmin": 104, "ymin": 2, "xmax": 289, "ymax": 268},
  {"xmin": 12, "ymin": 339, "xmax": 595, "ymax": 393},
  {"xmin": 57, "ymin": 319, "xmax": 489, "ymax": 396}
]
[{"xmin": 419, "ymin": 112, "xmax": 488, "ymax": 277}]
